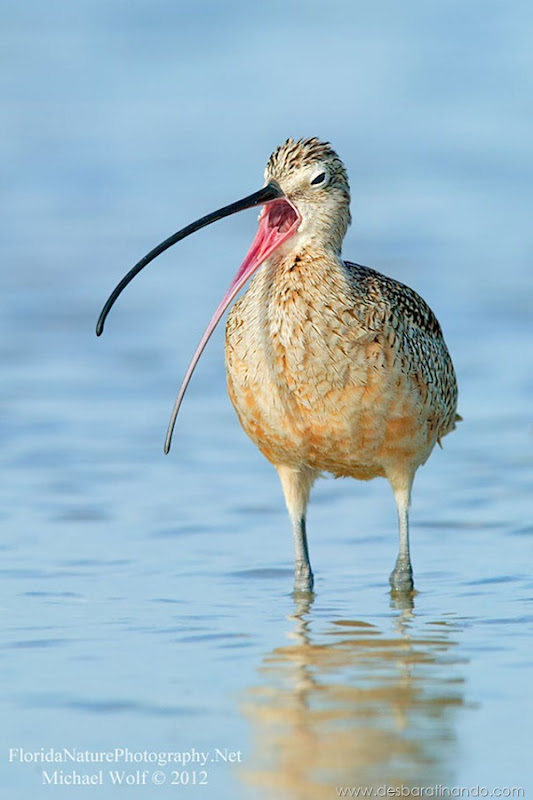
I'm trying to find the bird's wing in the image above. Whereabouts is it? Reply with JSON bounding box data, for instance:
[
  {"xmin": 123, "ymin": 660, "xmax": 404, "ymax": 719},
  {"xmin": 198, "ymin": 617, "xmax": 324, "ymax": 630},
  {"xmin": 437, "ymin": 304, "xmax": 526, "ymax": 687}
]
[{"xmin": 343, "ymin": 261, "xmax": 443, "ymax": 338}]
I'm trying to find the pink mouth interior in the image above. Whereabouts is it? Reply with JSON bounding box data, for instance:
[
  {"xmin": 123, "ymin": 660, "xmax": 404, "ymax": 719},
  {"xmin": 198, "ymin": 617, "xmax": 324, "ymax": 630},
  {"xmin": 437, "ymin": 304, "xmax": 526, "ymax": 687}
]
[
  {"xmin": 232, "ymin": 199, "xmax": 299, "ymax": 284},
  {"xmin": 266, "ymin": 199, "xmax": 299, "ymax": 233},
  {"xmin": 164, "ymin": 197, "xmax": 300, "ymax": 452}
]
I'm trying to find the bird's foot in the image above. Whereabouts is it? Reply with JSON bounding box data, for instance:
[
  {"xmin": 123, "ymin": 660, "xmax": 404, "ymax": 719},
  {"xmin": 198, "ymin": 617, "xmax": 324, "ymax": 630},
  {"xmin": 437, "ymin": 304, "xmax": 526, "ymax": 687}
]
[
  {"xmin": 293, "ymin": 562, "xmax": 314, "ymax": 594},
  {"xmin": 389, "ymin": 558, "xmax": 414, "ymax": 594}
]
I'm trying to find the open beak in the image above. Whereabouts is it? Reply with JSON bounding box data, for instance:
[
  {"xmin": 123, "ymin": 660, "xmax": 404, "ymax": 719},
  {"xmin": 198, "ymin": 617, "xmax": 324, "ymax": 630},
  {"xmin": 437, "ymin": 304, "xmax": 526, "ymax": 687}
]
[{"xmin": 96, "ymin": 180, "xmax": 301, "ymax": 453}]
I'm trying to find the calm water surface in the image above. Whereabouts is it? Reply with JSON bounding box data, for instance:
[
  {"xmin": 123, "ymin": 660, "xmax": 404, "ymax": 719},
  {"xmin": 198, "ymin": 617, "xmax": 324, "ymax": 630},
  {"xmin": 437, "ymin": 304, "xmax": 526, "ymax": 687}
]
[{"xmin": 2, "ymin": 2, "xmax": 532, "ymax": 798}]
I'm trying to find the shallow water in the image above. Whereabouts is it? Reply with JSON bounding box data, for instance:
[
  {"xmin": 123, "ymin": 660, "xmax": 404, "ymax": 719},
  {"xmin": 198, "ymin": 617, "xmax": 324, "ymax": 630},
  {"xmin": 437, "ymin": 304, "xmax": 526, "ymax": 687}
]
[{"xmin": 2, "ymin": 1, "xmax": 533, "ymax": 797}]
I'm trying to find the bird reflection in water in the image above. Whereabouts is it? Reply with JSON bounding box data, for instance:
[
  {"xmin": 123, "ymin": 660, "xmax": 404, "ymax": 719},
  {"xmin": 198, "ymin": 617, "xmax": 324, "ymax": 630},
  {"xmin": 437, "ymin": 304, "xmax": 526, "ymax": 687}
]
[{"xmin": 240, "ymin": 596, "xmax": 467, "ymax": 799}]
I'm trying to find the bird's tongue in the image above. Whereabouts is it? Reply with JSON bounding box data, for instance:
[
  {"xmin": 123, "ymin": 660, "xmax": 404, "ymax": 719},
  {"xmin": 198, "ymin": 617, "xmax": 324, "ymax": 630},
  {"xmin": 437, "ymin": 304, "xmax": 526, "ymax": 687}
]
[
  {"xmin": 198, "ymin": 199, "xmax": 299, "ymax": 351},
  {"xmin": 163, "ymin": 198, "xmax": 299, "ymax": 452},
  {"xmin": 195, "ymin": 199, "xmax": 299, "ymax": 358}
]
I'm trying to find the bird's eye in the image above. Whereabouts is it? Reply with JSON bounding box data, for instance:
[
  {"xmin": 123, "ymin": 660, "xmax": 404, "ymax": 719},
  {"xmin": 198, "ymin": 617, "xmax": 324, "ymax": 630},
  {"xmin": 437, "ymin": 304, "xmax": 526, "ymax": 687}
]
[{"xmin": 310, "ymin": 170, "xmax": 328, "ymax": 187}]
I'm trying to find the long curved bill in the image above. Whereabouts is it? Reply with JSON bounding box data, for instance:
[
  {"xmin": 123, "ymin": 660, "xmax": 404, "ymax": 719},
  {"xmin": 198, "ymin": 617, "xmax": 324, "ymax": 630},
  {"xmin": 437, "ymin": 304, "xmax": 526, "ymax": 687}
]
[{"xmin": 96, "ymin": 180, "xmax": 301, "ymax": 453}]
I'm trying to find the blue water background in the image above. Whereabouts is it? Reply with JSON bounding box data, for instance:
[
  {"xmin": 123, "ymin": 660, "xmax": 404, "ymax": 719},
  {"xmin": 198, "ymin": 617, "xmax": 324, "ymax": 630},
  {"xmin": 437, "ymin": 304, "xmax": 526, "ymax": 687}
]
[{"xmin": 1, "ymin": 1, "xmax": 532, "ymax": 797}]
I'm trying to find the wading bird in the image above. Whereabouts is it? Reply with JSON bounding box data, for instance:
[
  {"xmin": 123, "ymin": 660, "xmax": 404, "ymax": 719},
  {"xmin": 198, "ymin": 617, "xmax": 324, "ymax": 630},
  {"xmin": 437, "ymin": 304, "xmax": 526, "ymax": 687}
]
[{"xmin": 97, "ymin": 137, "xmax": 459, "ymax": 594}]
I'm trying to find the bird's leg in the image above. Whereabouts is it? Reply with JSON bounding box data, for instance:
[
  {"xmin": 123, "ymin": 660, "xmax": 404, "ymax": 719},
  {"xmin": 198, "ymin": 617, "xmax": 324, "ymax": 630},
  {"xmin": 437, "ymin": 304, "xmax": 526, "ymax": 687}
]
[
  {"xmin": 389, "ymin": 481, "xmax": 415, "ymax": 593},
  {"xmin": 276, "ymin": 465, "xmax": 318, "ymax": 593},
  {"xmin": 292, "ymin": 515, "xmax": 313, "ymax": 592}
]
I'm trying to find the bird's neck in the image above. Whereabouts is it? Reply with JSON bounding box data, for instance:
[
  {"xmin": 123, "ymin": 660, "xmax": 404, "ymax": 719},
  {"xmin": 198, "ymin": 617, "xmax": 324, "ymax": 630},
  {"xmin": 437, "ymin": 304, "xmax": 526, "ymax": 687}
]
[
  {"xmin": 243, "ymin": 245, "xmax": 352, "ymax": 333},
  {"xmin": 260, "ymin": 243, "xmax": 346, "ymax": 295}
]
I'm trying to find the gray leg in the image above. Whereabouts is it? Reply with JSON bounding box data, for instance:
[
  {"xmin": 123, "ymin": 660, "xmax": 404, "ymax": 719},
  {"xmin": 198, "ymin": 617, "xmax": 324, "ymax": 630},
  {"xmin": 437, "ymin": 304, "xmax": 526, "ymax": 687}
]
[
  {"xmin": 389, "ymin": 483, "xmax": 415, "ymax": 593},
  {"xmin": 292, "ymin": 515, "xmax": 313, "ymax": 592},
  {"xmin": 276, "ymin": 465, "xmax": 317, "ymax": 593}
]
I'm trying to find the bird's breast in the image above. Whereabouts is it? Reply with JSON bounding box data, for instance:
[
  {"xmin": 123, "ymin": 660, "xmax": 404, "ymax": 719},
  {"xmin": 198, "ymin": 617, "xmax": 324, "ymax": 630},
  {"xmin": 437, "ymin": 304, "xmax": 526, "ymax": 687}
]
[{"xmin": 224, "ymin": 254, "xmax": 432, "ymax": 477}]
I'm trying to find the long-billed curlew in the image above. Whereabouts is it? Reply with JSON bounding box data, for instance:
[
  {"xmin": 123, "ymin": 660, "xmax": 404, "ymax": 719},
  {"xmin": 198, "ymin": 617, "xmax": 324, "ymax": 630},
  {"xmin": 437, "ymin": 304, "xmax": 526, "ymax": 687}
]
[{"xmin": 97, "ymin": 137, "xmax": 459, "ymax": 594}]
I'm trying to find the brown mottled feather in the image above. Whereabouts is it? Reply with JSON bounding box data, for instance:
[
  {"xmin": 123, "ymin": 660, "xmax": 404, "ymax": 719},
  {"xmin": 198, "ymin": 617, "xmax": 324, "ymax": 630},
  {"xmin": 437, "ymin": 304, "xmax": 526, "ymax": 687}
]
[
  {"xmin": 225, "ymin": 137, "xmax": 458, "ymax": 590},
  {"xmin": 226, "ymin": 250, "xmax": 458, "ymax": 486}
]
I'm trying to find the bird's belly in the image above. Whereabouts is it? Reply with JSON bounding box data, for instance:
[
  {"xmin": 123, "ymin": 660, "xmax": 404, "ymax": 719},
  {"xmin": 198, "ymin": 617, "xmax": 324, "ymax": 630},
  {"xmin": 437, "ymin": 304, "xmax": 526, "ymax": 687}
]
[
  {"xmin": 224, "ymin": 263, "xmax": 447, "ymax": 481},
  {"xmin": 226, "ymin": 356, "xmax": 432, "ymax": 480}
]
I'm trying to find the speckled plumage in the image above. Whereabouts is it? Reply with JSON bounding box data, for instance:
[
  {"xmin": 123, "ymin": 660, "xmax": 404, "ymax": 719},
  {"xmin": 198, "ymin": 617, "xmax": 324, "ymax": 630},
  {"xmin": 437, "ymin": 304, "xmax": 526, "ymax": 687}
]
[
  {"xmin": 97, "ymin": 136, "xmax": 458, "ymax": 593},
  {"xmin": 225, "ymin": 137, "xmax": 459, "ymax": 593},
  {"xmin": 227, "ymin": 256, "xmax": 458, "ymax": 477}
]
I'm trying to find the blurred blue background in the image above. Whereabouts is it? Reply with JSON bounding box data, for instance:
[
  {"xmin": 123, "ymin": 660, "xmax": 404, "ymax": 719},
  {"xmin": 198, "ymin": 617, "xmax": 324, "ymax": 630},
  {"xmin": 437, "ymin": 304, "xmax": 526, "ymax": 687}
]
[{"xmin": 1, "ymin": 1, "xmax": 532, "ymax": 798}]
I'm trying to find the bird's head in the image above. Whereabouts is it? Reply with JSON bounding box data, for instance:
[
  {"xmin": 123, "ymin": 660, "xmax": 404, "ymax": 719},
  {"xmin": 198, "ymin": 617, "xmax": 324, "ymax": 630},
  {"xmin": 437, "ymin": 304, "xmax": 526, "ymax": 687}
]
[
  {"xmin": 263, "ymin": 137, "xmax": 351, "ymax": 255},
  {"xmin": 96, "ymin": 137, "xmax": 351, "ymax": 451}
]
